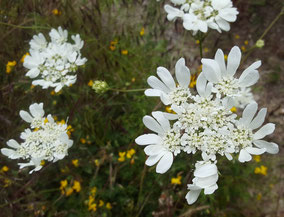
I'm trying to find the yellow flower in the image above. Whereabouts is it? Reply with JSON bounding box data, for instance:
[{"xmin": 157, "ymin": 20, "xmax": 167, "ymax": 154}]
[
  {"xmin": 244, "ymin": 40, "xmax": 249, "ymax": 45},
  {"xmin": 65, "ymin": 187, "xmax": 73, "ymax": 196},
  {"xmin": 254, "ymin": 165, "xmax": 267, "ymax": 176},
  {"xmin": 20, "ymin": 52, "xmax": 29, "ymax": 63},
  {"xmin": 130, "ymin": 158, "xmax": 135, "ymax": 165},
  {"xmin": 126, "ymin": 149, "xmax": 136, "ymax": 159},
  {"xmin": 40, "ymin": 160, "xmax": 45, "ymax": 166},
  {"xmin": 109, "ymin": 39, "xmax": 118, "ymax": 51},
  {"xmin": 118, "ymin": 152, "xmax": 126, "ymax": 162},
  {"xmin": 60, "ymin": 180, "xmax": 68, "ymax": 194},
  {"xmin": 195, "ymin": 40, "xmax": 200, "ymax": 44},
  {"xmin": 171, "ymin": 175, "xmax": 182, "ymax": 185},
  {"xmin": 224, "ymin": 54, "xmax": 228, "ymax": 61},
  {"xmin": 80, "ymin": 138, "xmax": 86, "ymax": 144},
  {"xmin": 72, "ymin": 180, "xmax": 81, "ymax": 192},
  {"xmin": 230, "ymin": 107, "xmax": 237, "ymax": 113},
  {"xmin": 109, "ymin": 45, "xmax": 116, "ymax": 51},
  {"xmin": 52, "ymin": 9, "xmax": 61, "ymax": 15},
  {"xmin": 67, "ymin": 125, "xmax": 74, "ymax": 137},
  {"xmin": 30, "ymin": 85, "xmax": 35, "ymax": 89},
  {"xmin": 6, "ymin": 61, "xmax": 16, "ymax": 74},
  {"xmin": 88, "ymin": 202, "xmax": 97, "ymax": 212},
  {"xmin": 253, "ymin": 155, "xmax": 261, "ymax": 163},
  {"xmin": 235, "ymin": 34, "xmax": 240, "ymax": 39},
  {"xmin": 50, "ymin": 90, "xmax": 56, "ymax": 95},
  {"xmin": 53, "ymin": 116, "xmax": 58, "ymax": 121},
  {"xmin": 88, "ymin": 80, "xmax": 94, "ymax": 87},
  {"xmin": 1, "ymin": 166, "xmax": 9, "ymax": 172},
  {"xmin": 256, "ymin": 193, "xmax": 262, "ymax": 201},
  {"xmin": 189, "ymin": 74, "xmax": 197, "ymax": 88},
  {"xmin": 72, "ymin": 159, "xmax": 79, "ymax": 167},
  {"xmin": 99, "ymin": 200, "xmax": 104, "ymax": 207},
  {"xmin": 91, "ymin": 187, "xmax": 97, "ymax": 196},
  {"xmin": 121, "ymin": 50, "xmax": 128, "ymax": 55},
  {"xmin": 94, "ymin": 159, "xmax": 100, "ymax": 166},
  {"xmin": 106, "ymin": 202, "xmax": 112, "ymax": 209},
  {"xmin": 165, "ymin": 106, "xmax": 176, "ymax": 114},
  {"xmin": 140, "ymin": 27, "xmax": 145, "ymax": 36},
  {"xmin": 204, "ymin": 47, "xmax": 209, "ymax": 53},
  {"xmin": 241, "ymin": 46, "xmax": 246, "ymax": 52}
]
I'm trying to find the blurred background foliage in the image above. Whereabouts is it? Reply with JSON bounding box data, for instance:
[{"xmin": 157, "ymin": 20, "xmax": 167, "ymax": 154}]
[{"xmin": 0, "ymin": 0, "xmax": 283, "ymax": 216}]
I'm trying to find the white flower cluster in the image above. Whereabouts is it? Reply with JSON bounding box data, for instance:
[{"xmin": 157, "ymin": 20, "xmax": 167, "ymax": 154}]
[
  {"xmin": 135, "ymin": 46, "xmax": 279, "ymax": 204},
  {"xmin": 164, "ymin": 0, "xmax": 239, "ymax": 34},
  {"xmin": 23, "ymin": 27, "xmax": 87, "ymax": 92},
  {"xmin": 1, "ymin": 103, "xmax": 73, "ymax": 174}
]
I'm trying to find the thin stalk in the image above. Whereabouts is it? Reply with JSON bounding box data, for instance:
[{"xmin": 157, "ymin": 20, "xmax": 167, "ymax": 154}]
[{"xmin": 109, "ymin": 88, "xmax": 146, "ymax": 92}]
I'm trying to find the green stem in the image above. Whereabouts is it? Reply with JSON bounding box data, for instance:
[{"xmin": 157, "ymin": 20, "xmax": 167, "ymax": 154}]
[
  {"xmin": 0, "ymin": 21, "xmax": 49, "ymax": 30},
  {"xmin": 109, "ymin": 88, "xmax": 146, "ymax": 93}
]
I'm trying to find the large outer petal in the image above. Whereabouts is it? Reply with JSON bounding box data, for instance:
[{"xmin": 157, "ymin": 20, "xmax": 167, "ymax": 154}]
[
  {"xmin": 253, "ymin": 140, "xmax": 279, "ymax": 154},
  {"xmin": 157, "ymin": 67, "xmax": 176, "ymax": 90},
  {"xmin": 142, "ymin": 116, "xmax": 164, "ymax": 134},
  {"xmin": 253, "ymin": 123, "xmax": 275, "ymax": 140},
  {"xmin": 135, "ymin": 134, "xmax": 162, "ymax": 145},
  {"xmin": 227, "ymin": 46, "xmax": 241, "ymax": 77},
  {"xmin": 249, "ymin": 108, "xmax": 267, "ymax": 130},
  {"xmin": 156, "ymin": 152, "xmax": 173, "ymax": 174},
  {"xmin": 185, "ymin": 189, "xmax": 202, "ymax": 205},
  {"xmin": 201, "ymin": 59, "xmax": 221, "ymax": 83},
  {"xmin": 175, "ymin": 58, "xmax": 191, "ymax": 88}
]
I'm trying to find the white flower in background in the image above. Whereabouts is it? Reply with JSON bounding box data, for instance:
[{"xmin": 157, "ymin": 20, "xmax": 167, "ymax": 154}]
[
  {"xmin": 136, "ymin": 48, "xmax": 278, "ymax": 205},
  {"xmin": 235, "ymin": 102, "xmax": 279, "ymax": 163},
  {"xmin": 24, "ymin": 27, "xmax": 87, "ymax": 92},
  {"xmin": 202, "ymin": 46, "xmax": 261, "ymax": 99},
  {"xmin": 135, "ymin": 111, "xmax": 182, "ymax": 174},
  {"xmin": 186, "ymin": 160, "xmax": 218, "ymax": 205},
  {"xmin": 164, "ymin": 0, "xmax": 239, "ymax": 34},
  {"xmin": 145, "ymin": 58, "xmax": 191, "ymax": 106},
  {"xmin": 1, "ymin": 103, "xmax": 73, "ymax": 174}
]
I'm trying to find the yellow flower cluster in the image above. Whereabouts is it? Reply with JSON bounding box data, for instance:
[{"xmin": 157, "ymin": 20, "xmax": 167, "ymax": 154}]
[
  {"xmin": 109, "ymin": 39, "xmax": 118, "ymax": 51},
  {"xmin": 87, "ymin": 187, "xmax": 112, "ymax": 212},
  {"xmin": 52, "ymin": 9, "xmax": 62, "ymax": 15},
  {"xmin": 140, "ymin": 27, "xmax": 145, "ymax": 36},
  {"xmin": 253, "ymin": 155, "xmax": 261, "ymax": 163},
  {"xmin": 118, "ymin": 149, "xmax": 136, "ymax": 163},
  {"xmin": 254, "ymin": 165, "xmax": 267, "ymax": 176},
  {"xmin": 80, "ymin": 136, "xmax": 91, "ymax": 144},
  {"xmin": 60, "ymin": 179, "xmax": 81, "ymax": 196},
  {"xmin": 6, "ymin": 61, "xmax": 16, "ymax": 74},
  {"xmin": 1, "ymin": 166, "xmax": 9, "ymax": 172},
  {"xmin": 171, "ymin": 175, "xmax": 182, "ymax": 185},
  {"xmin": 72, "ymin": 159, "xmax": 79, "ymax": 167}
]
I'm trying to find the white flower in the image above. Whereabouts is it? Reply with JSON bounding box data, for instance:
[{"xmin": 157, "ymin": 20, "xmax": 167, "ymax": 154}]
[
  {"xmin": 234, "ymin": 87, "xmax": 254, "ymax": 109},
  {"xmin": 202, "ymin": 46, "xmax": 261, "ymax": 99},
  {"xmin": 145, "ymin": 58, "xmax": 191, "ymax": 106},
  {"xmin": 135, "ymin": 111, "xmax": 181, "ymax": 174},
  {"xmin": 236, "ymin": 102, "xmax": 279, "ymax": 162},
  {"xmin": 164, "ymin": 5, "xmax": 184, "ymax": 21},
  {"xmin": 24, "ymin": 26, "xmax": 87, "ymax": 92},
  {"xmin": 186, "ymin": 160, "xmax": 219, "ymax": 205},
  {"xmin": 1, "ymin": 103, "xmax": 73, "ymax": 174}
]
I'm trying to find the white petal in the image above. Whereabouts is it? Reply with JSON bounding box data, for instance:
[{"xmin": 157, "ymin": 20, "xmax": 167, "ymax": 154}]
[
  {"xmin": 147, "ymin": 76, "xmax": 170, "ymax": 93},
  {"xmin": 19, "ymin": 111, "xmax": 33, "ymax": 123},
  {"xmin": 7, "ymin": 139, "xmax": 20, "ymax": 148},
  {"xmin": 156, "ymin": 152, "xmax": 173, "ymax": 174},
  {"xmin": 26, "ymin": 68, "xmax": 40, "ymax": 78},
  {"xmin": 157, "ymin": 67, "xmax": 176, "ymax": 90},
  {"xmin": 194, "ymin": 163, "xmax": 217, "ymax": 178},
  {"xmin": 195, "ymin": 174, "xmax": 218, "ymax": 188},
  {"xmin": 1, "ymin": 148, "xmax": 20, "ymax": 159},
  {"xmin": 253, "ymin": 140, "xmax": 279, "ymax": 154},
  {"xmin": 196, "ymin": 72, "xmax": 206, "ymax": 97},
  {"xmin": 253, "ymin": 123, "xmax": 275, "ymax": 140},
  {"xmin": 216, "ymin": 18, "xmax": 230, "ymax": 31},
  {"xmin": 29, "ymin": 103, "xmax": 44, "ymax": 118},
  {"xmin": 239, "ymin": 61, "xmax": 261, "ymax": 80},
  {"xmin": 162, "ymin": 112, "xmax": 178, "ymax": 120},
  {"xmin": 145, "ymin": 153, "xmax": 163, "ymax": 166},
  {"xmin": 227, "ymin": 46, "xmax": 241, "ymax": 77},
  {"xmin": 249, "ymin": 108, "xmax": 267, "ymax": 130},
  {"xmin": 152, "ymin": 111, "xmax": 170, "ymax": 132},
  {"xmin": 144, "ymin": 144, "xmax": 163, "ymax": 156},
  {"xmin": 238, "ymin": 70, "xmax": 259, "ymax": 87},
  {"xmin": 238, "ymin": 149, "xmax": 252, "ymax": 163},
  {"xmin": 204, "ymin": 184, "xmax": 218, "ymax": 195},
  {"xmin": 245, "ymin": 147, "xmax": 266, "ymax": 155},
  {"xmin": 214, "ymin": 49, "xmax": 226, "ymax": 75},
  {"xmin": 142, "ymin": 116, "xmax": 164, "ymax": 134},
  {"xmin": 225, "ymin": 153, "xmax": 233, "ymax": 161},
  {"xmin": 241, "ymin": 102, "xmax": 258, "ymax": 126},
  {"xmin": 201, "ymin": 59, "xmax": 221, "ymax": 83},
  {"xmin": 185, "ymin": 189, "xmax": 202, "ymax": 205},
  {"xmin": 175, "ymin": 58, "xmax": 191, "ymax": 88},
  {"xmin": 160, "ymin": 93, "xmax": 171, "ymax": 105},
  {"xmin": 135, "ymin": 134, "xmax": 162, "ymax": 145},
  {"xmin": 144, "ymin": 89, "xmax": 162, "ymax": 97}
]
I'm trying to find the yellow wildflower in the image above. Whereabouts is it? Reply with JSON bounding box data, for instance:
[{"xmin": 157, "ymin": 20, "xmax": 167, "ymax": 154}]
[
  {"xmin": 94, "ymin": 159, "xmax": 100, "ymax": 166},
  {"xmin": 40, "ymin": 160, "xmax": 45, "ymax": 166},
  {"xmin": 204, "ymin": 47, "xmax": 209, "ymax": 53},
  {"xmin": 88, "ymin": 200, "xmax": 97, "ymax": 212},
  {"xmin": 256, "ymin": 193, "xmax": 262, "ymax": 201},
  {"xmin": 254, "ymin": 165, "xmax": 267, "ymax": 176},
  {"xmin": 91, "ymin": 187, "xmax": 97, "ymax": 196},
  {"xmin": 121, "ymin": 50, "xmax": 128, "ymax": 55},
  {"xmin": 6, "ymin": 61, "xmax": 16, "ymax": 74},
  {"xmin": 20, "ymin": 52, "xmax": 29, "ymax": 63},
  {"xmin": 80, "ymin": 138, "xmax": 86, "ymax": 144},
  {"xmin": 126, "ymin": 149, "xmax": 136, "ymax": 159},
  {"xmin": 241, "ymin": 46, "xmax": 246, "ymax": 52},
  {"xmin": 33, "ymin": 128, "xmax": 39, "ymax": 132},
  {"xmin": 1, "ymin": 166, "xmax": 9, "ymax": 172},
  {"xmin": 189, "ymin": 74, "xmax": 197, "ymax": 88},
  {"xmin": 130, "ymin": 158, "xmax": 135, "ymax": 165},
  {"xmin": 224, "ymin": 54, "xmax": 228, "ymax": 61},
  {"xmin": 52, "ymin": 9, "xmax": 61, "ymax": 15},
  {"xmin": 109, "ymin": 45, "xmax": 116, "ymax": 51},
  {"xmin": 30, "ymin": 85, "xmax": 35, "ymax": 89},
  {"xmin": 171, "ymin": 175, "xmax": 182, "ymax": 185},
  {"xmin": 99, "ymin": 200, "xmax": 104, "ymax": 207},
  {"xmin": 106, "ymin": 202, "xmax": 112, "ymax": 209},
  {"xmin": 165, "ymin": 106, "xmax": 176, "ymax": 114},
  {"xmin": 60, "ymin": 180, "xmax": 68, "ymax": 194},
  {"xmin": 53, "ymin": 116, "xmax": 58, "ymax": 121},
  {"xmin": 65, "ymin": 187, "xmax": 73, "ymax": 196},
  {"xmin": 253, "ymin": 155, "xmax": 261, "ymax": 163},
  {"xmin": 235, "ymin": 34, "xmax": 240, "ymax": 39},
  {"xmin": 118, "ymin": 152, "xmax": 126, "ymax": 162},
  {"xmin": 230, "ymin": 107, "xmax": 237, "ymax": 113},
  {"xmin": 50, "ymin": 90, "xmax": 56, "ymax": 95},
  {"xmin": 72, "ymin": 180, "xmax": 81, "ymax": 192},
  {"xmin": 67, "ymin": 125, "xmax": 74, "ymax": 137},
  {"xmin": 88, "ymin": 80, "xmax": 94, "ymax": 87},
  {"xmin": 72, "ymin": 159, "xmax": 79, "ymax": 167},
  {"xmin": 140, "ymin": 27, "xmax": 145, "ymax": 36},
  {"xmin": 244, "ymin": 40, "xmax": 249, "ymax": 45},
  {"xmin": 195, "ymin": 40, "xmax": 200, "ymax": 44}
]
